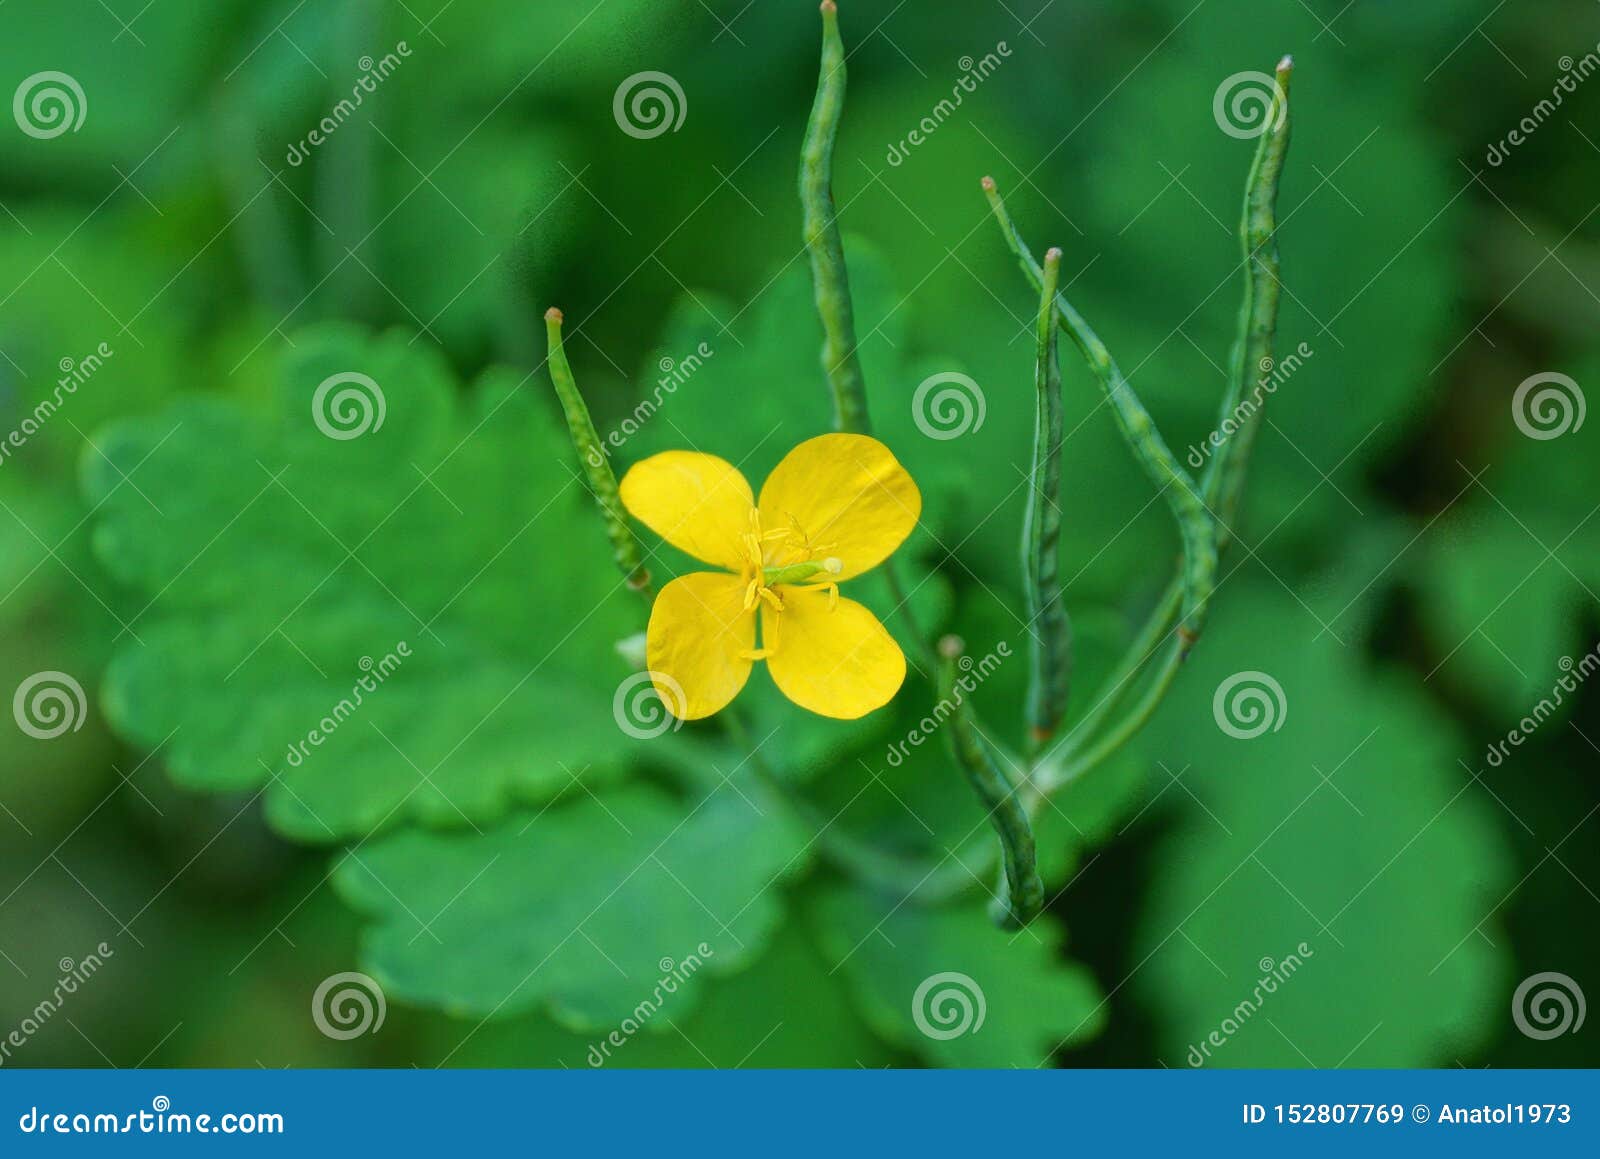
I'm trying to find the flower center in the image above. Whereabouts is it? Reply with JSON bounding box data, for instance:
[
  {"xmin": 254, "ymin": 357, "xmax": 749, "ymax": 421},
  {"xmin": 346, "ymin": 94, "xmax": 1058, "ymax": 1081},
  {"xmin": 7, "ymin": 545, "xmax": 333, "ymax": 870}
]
[{"xmin": 736, "ymin": 511, "xmax": 843, "ymax": 660}]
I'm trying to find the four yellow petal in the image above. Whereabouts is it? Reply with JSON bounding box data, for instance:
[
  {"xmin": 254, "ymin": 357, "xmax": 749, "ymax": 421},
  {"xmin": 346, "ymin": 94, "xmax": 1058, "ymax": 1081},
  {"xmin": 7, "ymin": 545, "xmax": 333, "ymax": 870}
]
[
  {"xmin": 761, "ymin": 588, "xmax": 905, "ymax": 719},
  {"xmin": 646, "ymin": 571, "xmax": 756, "ymax": 720},
  {"xmin": 622, "ymin": 435, "xmax": 917, "ymax": 721},
  {"xmin": 757, "ymin": 433, "xmax": 920, "ymax": 580},
  {"xmin": 619, "ymin": 450, "xmax": 755, "ymax": 571}
]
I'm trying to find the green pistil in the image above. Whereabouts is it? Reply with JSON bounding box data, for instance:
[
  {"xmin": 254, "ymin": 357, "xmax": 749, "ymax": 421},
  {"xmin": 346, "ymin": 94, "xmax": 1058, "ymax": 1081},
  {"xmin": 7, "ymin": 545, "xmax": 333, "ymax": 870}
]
[{"xmin": 762, "ymin": 557, "xmax": 842, "ymax": 587}]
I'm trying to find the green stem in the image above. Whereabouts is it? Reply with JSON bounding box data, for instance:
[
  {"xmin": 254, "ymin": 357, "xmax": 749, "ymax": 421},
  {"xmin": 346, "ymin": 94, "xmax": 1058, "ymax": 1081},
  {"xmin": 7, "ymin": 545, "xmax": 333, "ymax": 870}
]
[
  {"xmin": 799, "ymin": 0, "xmax": 935, "ymax": 673},
  {"xmin": 213, "ymin": 92, "xmax": 303, "ymax": 315},
  {"xmin": 1206, "ymin": 56, "xmax": 1294, "ymax": 549},
  {"xmin": 1053, "ymin": 637, "xmax": 1184, "ymax": 789},
  {"xmin": 314, "ymin": 0, "xmax": 379, "ymax": 321},
  {"xmin": 982, "ymin": 177, "xmax": 1216, "ymax": 655},
  {"xmin": 1023, "ymin": 247, "xmax": 1071, "ymax": 751},
  {"xmin": 1046, "ymin": 576, "xmax": 1181, "ymax": 769},
  {"xmin": 718, "ymin": 705, "xmax": 964, "ymax": 898},
  {"xmin": 543, "ymin": 308, "xmax": 652, "ymax": 597},
  {"xmin": 800, "ymin": 0, "xmax": 869, "ymax": 435},
  {"xmin": 939, "ymin": 636, "xmax": 1043, "ymax": 928}
]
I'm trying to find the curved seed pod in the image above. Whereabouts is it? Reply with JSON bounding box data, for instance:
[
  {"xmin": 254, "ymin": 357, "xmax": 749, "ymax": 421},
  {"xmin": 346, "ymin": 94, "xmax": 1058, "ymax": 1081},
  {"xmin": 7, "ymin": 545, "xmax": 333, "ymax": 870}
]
[
  {"xmin": 544, "ymin": 308, "xmax": 651, "ymax": 597},
  {"xmin": 800, "ymin": 1, "xmax": 870, "ymax": 436},
  {"xmin": 983, "ymin": 178, "xmax": 1216, "ymax": 653},
  {"xmin": 939, "ymin": 635, "xmax": 1044, "ymax": 928},
  {"xmin": 1023, "ymin": 248, "xmax": 1072, "ymax": 748},
  {"xmin": 1208, "ymin": 55, "xmax": 1295, "ymax": 544}
]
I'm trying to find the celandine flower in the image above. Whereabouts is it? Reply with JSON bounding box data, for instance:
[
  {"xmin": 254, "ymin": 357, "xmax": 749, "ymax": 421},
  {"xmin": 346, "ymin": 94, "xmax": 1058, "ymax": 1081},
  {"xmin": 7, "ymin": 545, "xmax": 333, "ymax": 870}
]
[{"xmin": 619, "ymin": 433, "xmax": 921, "ymax": 720}]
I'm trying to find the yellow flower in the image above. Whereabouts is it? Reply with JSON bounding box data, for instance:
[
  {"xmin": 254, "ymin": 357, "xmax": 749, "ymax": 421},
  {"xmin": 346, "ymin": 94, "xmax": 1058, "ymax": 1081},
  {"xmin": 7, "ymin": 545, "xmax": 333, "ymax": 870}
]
[{"xmin": 618, "ymin": 433, "xmax": 921, "ymax": 721}]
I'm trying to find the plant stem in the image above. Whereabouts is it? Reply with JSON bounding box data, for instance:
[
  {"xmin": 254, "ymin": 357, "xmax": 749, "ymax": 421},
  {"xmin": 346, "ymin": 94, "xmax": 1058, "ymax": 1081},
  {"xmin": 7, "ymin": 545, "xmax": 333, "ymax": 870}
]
[
  {"xmin": 543, "ymin": 308, "xmax": 652, "ymax": 597},
  {"xmin": 1207, "ymin": 56, "xmax": 1294, "ymax": 548},
  {"xmin": 982, "ymin": 177, "xmax": 1216, "ymax": 655},
  {"xmin": 1053, "ymin": 637, "xmax": 1184, "ymax": 788},
  {"xmin": 1045, "ymin": 576, "xmax": 1181, "ymax": 770},
  {"xmin": 800, "ymin": 0, "xmax": 869, "ymax": 436},
  {"xmin": 799, "ymin": 0, "xmax": 934, "ymax": 673},
  {"xmin": 938, "ymin": 635, "xmax": 1043, "ymax": 928},
  {"xmin": 213, "ymin": 93, "xmax": 303, "ymax": 315},
  {"xmin": 901, "ymin": 62, "xmax": 1298, "ymax": 905},
  {"xmin": 1023, "ymin": 247, "xmax": 1071, "ymax": 751}
]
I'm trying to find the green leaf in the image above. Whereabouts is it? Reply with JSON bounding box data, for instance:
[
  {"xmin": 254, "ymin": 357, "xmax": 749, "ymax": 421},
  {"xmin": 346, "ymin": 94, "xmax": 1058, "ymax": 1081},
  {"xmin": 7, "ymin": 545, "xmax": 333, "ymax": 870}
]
[
  {"xmin": 1132, "ymin": 580, "xmax": 1514, "ymax": 1066},
  {"xmin": 85, "ymin": 323, "xmax": 642, "ymax": 841},
  {"xmin": 810, "ymin": 885, "xmax": 1105, "ymax": 1066},
  {"xmin": 335, "ymin": 778, "xmax": 810, "ymax": 1027},
  {"xmin": 414, "ymin": 919, "xmax": 899, "ymax": 1068},
  {"xmin": 1410, "ymin": 409, "xmax": 1600, "ymax": 723}
]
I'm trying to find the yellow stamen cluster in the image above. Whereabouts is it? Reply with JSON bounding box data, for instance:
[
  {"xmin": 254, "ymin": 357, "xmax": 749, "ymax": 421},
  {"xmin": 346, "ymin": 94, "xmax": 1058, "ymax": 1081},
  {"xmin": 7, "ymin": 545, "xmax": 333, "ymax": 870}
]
[{"xmin": 734, "ymin": 511, "xmax": 843, "ymax": 663}]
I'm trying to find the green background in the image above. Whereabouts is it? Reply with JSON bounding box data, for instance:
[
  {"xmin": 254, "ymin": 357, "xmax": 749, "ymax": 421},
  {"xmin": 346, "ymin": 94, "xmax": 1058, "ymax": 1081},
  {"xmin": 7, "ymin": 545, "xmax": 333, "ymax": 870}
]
[{"xmin": 0, "ymin": 0, "xmax": 1595, "ymax": 1068}]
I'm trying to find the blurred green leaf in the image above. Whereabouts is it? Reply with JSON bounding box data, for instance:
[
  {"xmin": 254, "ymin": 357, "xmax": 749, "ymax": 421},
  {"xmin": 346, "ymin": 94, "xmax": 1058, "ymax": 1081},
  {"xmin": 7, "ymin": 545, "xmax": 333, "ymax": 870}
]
[
  {"xmin": 811, "ymin": 885, "xmax": 1105, "ymax": 1066},
  {"xmin": 1133, "ymin": 580, "xmax": 1514, "ymax": 1066},
  {"xmin": 1411, "ymin": 389, "xmax": 1600, "ymax": 723},
  {"xmin": 85, "ymin": 324, "xmax": 640, "ymax": 841},
  {"xmin": 335, "ymin": 778, "xmax": 808, "ymax": 1027},
  {"xmin": 416, "ymin": 917, "xmax": 901, "ymax": 1068}
]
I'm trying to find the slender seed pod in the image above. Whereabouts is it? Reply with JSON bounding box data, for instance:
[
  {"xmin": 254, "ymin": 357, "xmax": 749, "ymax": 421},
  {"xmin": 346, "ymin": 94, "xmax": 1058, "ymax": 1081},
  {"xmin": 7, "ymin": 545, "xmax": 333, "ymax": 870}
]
[
  {"xmin": 939, "ymin": 635, "xmax": 1044, "ymax": 929},
  {"xmin": 1023, "ymin": 248, "xmax": 1072, "ymax": 748},
  {"xmin": 1208, "ymin": 55, "xmax": 1294, "ymax": 545},
  {"xmin": 543, "ymin": 308, "xmax": 652, "ymax": 597},
  {"xmin": 799, "ymin": 1, "xmax": 934, "ymax": 671},
  {"xmin": 800, "ymin": 1, "xmax": 870, "ymax": 435},
  {"xmin": 983, "ymin": 178, "xmax": 1216, "ymax": 653}
]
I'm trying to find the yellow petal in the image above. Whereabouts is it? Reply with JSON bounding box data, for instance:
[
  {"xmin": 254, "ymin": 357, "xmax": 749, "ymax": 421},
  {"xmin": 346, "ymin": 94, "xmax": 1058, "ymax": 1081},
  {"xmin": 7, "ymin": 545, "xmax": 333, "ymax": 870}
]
[
  {"xmin": 647, "ymin": 572, "xmax": 757, "ymax": 720},
  {"xmin": 761, "ymin": 587, "xmax": 905, "ymax": 719},
  {"xmin": 757, "ymin": 433, "xmax": 920, "ymax": 580},
  {"xmin": 619, "ymin": 451, "xmax": 755, "ymax": 571}
]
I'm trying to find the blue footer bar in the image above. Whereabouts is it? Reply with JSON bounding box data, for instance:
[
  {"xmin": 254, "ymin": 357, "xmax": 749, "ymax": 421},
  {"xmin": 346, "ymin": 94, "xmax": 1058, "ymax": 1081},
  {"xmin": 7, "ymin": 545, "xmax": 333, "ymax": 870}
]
[{"xmin": 2, "ymin": 1070, "xmax": 1595, "ymax": 1154}]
